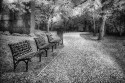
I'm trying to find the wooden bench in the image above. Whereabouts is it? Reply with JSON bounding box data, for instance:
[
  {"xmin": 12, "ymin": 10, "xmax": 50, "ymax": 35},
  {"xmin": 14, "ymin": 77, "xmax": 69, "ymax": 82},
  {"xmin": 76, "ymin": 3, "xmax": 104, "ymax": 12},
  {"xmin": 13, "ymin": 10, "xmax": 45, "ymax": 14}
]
[
  {"xmin": 34, "ymin": 36, "xmax": 55, "ymax": 61},
  {"xmin": 45, "ymin": 32, "xmax": 62, "ymax": 48},
  {"xmin": 8, "ymin": 40, "xmax": 38, "ymax": 72}
]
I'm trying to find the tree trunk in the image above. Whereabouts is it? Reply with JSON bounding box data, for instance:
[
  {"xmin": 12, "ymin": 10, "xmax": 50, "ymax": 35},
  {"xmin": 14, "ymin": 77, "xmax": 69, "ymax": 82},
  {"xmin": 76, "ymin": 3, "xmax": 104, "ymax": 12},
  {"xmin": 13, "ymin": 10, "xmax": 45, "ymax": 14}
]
[
  {"xmin": 30, "ymin": 0, "xmax": 35, "ymax": 34},
  {"xmin": 37, "ymin": 23, "xmax": 40, "ymax": 30},
  {"xmin": 98, "ymin": 15, "xmax": 107, "ymax": 40},
  {"xmin": 47, "ymin": 16, "xmax": 52, "ymax": 32},
  {"xmin": 0, "ymin": 0, "xmax": 3, "ymax": 13},
  {"xmin": 47, "ymin": 20, "xmax": 50, "ymax": 32},
  {"xmin": 57, "ymin": 28, "xmax": 63, "ymax": 45},
  {"xmin": 93, "ymin": 13, "xmax": 96, "ymax": 36},
  {"xmin": 119, "ymin": 27, "xmax": 123, "ymax": 36}
]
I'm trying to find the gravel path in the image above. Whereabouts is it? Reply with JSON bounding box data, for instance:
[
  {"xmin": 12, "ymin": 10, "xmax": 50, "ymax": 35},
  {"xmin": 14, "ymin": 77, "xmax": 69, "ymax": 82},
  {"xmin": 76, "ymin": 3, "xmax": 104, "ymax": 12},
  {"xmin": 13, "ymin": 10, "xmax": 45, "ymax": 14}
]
[{"xmin": 36, "ymin": 32, "xmax": 125, "ymax": 83}]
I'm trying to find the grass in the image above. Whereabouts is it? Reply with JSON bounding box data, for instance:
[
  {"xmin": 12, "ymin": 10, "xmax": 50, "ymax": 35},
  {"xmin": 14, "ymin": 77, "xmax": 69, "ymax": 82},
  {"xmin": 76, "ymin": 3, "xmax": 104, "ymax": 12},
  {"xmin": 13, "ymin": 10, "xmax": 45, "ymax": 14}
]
[
  {"xmin": 0, "ymin": 32, "xmax": 63, "ymax": 83},
  {"xmin": 80, "ymin": 33, "xmax": 125, "ymax": 75}
]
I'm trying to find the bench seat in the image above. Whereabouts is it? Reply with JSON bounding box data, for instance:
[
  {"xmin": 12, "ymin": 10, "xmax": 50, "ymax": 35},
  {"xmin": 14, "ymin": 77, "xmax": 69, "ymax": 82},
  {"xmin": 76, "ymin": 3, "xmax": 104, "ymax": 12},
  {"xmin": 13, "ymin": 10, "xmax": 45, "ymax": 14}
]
[
  {"xmin": 16, "ymin": 51, "xmax": 38, "ymax": 60},
  {"xmin": 38, "ymin": 43, "xmax": 53, "ymax": 49}
]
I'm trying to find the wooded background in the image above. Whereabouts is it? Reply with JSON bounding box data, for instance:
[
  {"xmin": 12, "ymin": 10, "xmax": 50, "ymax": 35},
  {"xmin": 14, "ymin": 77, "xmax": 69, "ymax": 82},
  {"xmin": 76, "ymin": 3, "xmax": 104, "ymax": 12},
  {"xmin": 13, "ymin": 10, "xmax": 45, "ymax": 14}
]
[{"xmin": 0, "ymin": 0, "xmax": 125, "ymax": 37}]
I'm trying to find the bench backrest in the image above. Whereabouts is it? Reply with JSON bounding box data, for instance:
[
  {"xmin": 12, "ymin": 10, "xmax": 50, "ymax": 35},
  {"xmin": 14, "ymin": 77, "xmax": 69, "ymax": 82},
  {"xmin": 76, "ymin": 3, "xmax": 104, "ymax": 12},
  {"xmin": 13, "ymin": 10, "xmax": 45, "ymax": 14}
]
[
  {"xmin": 8, "ymin": 40, "xmax": 32, "ymax": 60},
  {"xmin": 45, "ymin": 33, "xmax": 54, "ymax": 42},
  {"xmin": 34, "ymin": 37, "xmax": 46, "ymax": 50}
]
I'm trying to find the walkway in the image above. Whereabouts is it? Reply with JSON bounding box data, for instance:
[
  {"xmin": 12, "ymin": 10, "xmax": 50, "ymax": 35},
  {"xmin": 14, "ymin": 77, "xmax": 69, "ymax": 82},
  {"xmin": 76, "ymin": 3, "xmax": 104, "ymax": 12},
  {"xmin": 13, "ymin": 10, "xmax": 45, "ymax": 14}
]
[{"xmin": 36, "ymin": 32, "xmax": 125, "ymax": 83}]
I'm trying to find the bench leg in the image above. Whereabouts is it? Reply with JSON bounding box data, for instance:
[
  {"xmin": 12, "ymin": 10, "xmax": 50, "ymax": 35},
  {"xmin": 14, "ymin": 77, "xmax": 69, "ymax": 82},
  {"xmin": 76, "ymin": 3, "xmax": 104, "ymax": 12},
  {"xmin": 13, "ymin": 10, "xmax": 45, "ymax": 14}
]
[
  {"xmin": 39, "ymin": 53, "xmax": 42, "ymax": 62},
  {"xmin": 45, "ymin": 49, "xmax": 48, "ymax": 57},
  {"xmin": 24, "ymin": 60, "xmax": 29, "ymax": 72},
  {"xmin": 13, "ymin": 60, "xmax": 29, "ymax": 72},
  {"xmin": 58, "ymin": 42, "xmax": 60, "ymax": 46},
  {"xmin": 14, "ymin": 65, "xmax": 16, "ymax": 72},
  {"xmin": 55, "ymin": 44, "xmax": 57, "ymax": 49},
  {"xmin": 52, "ymin": 46, "xmax": 54, "ymax": 52},
  {"xmin": 13, "ymin": 61, "xmax": 18, "ymax": 72},
  {"xmin": 62, "ymin": 39, "xmax": 63, "ymax": 45}
]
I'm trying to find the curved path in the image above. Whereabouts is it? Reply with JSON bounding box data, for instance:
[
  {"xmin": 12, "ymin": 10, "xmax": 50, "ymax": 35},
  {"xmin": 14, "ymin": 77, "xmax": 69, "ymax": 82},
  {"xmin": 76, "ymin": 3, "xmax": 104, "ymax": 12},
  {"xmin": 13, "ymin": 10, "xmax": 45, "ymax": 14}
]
[{"xmin": 36, "ymin": 32, "xmax": 125, "ymax": 83}]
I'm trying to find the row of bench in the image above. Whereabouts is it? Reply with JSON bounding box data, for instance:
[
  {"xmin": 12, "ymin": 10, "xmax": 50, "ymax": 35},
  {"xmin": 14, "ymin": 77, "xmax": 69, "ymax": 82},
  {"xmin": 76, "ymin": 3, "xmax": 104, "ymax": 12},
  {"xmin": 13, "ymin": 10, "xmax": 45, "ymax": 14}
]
[{"xmin": 8, "ymin": 32, "xmax": 62, "ymax": 72}]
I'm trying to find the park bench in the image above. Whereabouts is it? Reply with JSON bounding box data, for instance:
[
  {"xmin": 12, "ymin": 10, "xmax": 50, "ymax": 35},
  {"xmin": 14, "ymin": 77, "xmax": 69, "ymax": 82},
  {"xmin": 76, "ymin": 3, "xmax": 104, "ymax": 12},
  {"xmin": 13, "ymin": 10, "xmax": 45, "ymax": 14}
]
[
  {"xmin": 34, "ymin": 35, "xmax": 55, "ymax": 61},
  {"xmin": 8, "ymin": 40, "xmax": 38, "ymax": 72},
  {"xmin": 45, "ymin": 32, "xmax": 62, "ymax": 48}
]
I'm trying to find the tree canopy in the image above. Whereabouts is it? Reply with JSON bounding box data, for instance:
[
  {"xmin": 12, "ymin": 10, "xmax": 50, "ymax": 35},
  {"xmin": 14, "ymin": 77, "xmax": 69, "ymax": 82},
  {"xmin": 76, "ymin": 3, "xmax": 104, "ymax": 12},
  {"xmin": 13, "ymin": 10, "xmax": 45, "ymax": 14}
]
[{"xmin": 1, "ymin": 0, "xmax": 125, "ymax": 36}]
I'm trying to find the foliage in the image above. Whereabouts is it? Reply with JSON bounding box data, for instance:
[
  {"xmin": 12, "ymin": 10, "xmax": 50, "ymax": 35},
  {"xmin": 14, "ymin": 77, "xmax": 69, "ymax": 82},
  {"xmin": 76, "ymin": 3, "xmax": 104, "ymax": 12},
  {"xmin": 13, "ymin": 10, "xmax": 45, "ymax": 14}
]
[
  {"xmin": 35, "ymin": 3, "xmax": 54, "ymax": 28},
  {"xmin": 1, "ymin": 0, "xmax": 125, "ymax": 35},
  {"xmin": 106, "ymin": 9, "xmax": 125, "ymax": 35}
]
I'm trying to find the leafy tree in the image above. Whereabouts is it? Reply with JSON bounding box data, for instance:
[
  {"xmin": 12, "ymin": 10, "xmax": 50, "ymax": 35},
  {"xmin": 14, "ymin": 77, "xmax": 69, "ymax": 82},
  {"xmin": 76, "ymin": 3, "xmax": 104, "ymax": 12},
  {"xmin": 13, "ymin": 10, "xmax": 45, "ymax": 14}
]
[
  {"xmin": 106, "ymin": 9, "xmax": 125, "ymax": 36},
  {"xmin": 2, "ymin": 0, "xmax": 56, "ymax": 33},
  {"xmin": 98, "ymin": 0, "xmax": 125, "ymax": 40},
  {"xmin": 2, "ymin": 0, "xmax": 125, "ymax": 38}
]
